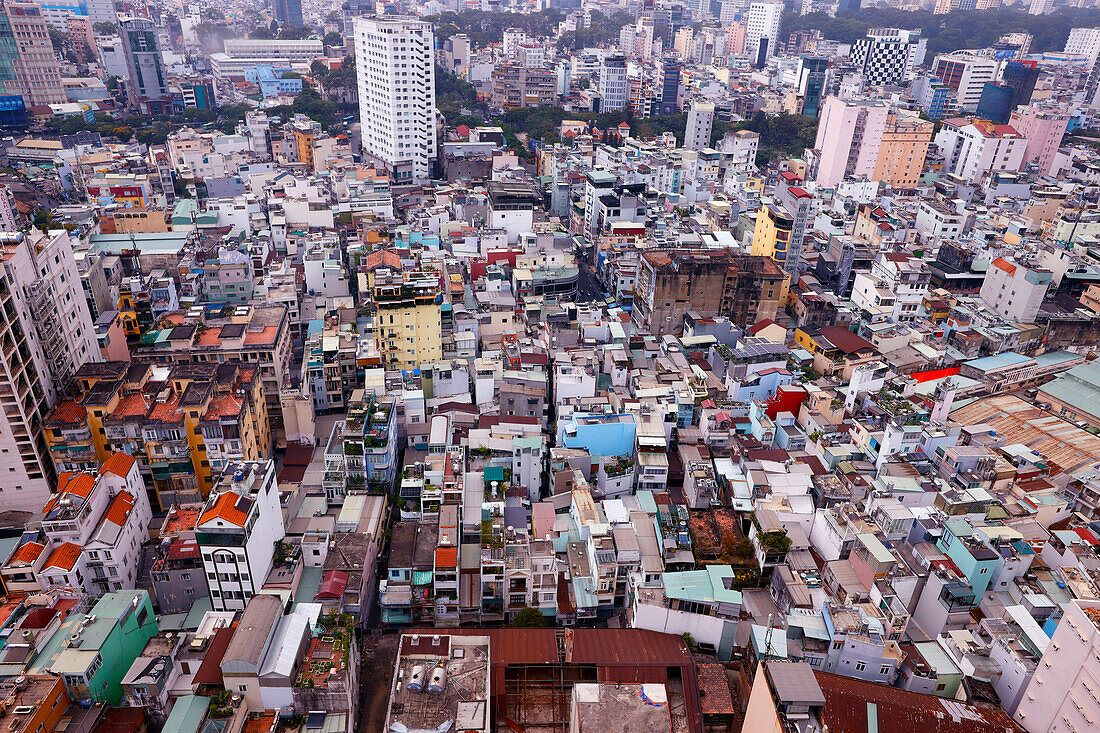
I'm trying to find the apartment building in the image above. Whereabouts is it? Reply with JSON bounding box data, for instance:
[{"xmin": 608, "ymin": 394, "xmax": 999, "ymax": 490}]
[
  {"xmin": 932, "ymin": 52, "xmax": 999, "ymax": 111},
  {"xmin": 45, "ymin": 360, "xmax": 271, "ymax": 508},
  {"xmin": 196, "ymin": 460, "xmax": 285, "ymax": 611},
  {"xmin": 813, "ymin": 96, "xmax": 889, "ymax": 186},
  {"xmin": 872, "ymin": 111, "xmax": 934, "ymax": 187},
  {"xmin": 369, "ymin": 269, "xmax": 442, "ymax": 371},
  {"xmin": 323, "ymin": 390, "xmax": 399, "ymax": 502},
  {"xmin": 934, "ymin": 118, "xmax": 1027, "ymax": 183},
  {"xmin": 0, "ymin": 229, "xmax": 98, "ymax": 509},
  {"xmin": 354, "ymin": 17, "xmax": 437, "ymax": 183},
  {"xmin": 490, "ymin": 64, "xmax": 555, "ymax": 109},
  {"xmin": 0, "ymin": 1, "xmax": 64, "ymax": 106},
  {"xmin": 979, "ymin": 257, "xmax": 1052, "ymax": 323}
]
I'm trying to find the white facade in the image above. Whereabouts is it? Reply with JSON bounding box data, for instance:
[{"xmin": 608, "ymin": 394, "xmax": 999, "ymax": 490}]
[
  {"xmin": 598, "ymin": 56, "xmax": 628, "ymax": 112},
  {"xmin": 933, "ymin": 120, "xmax": 1028, "ymax": 183},
  {"xmin": 933, "ymin": 53, "xmax": 999, "ymax": 111},
  {"xmin": 979, "ymin": 257, "xmax": 1052, "ymax": 323},
  {"xmin": 0, "ymin": 229, "xmax": 98, "ymax": 510},
  {"xmin": 685, "ymin": 100, "xmax": 714, "ymax": 151},
  {"xmin": 1014, "ymin": 600, "xmax": 1100, "ymax": 733},
  {"xmin": 745, "ymin": 2, "xmax": 783, "ymax": 66},
  {"xmin": 197, "ymin": 461, "xmax": 286, "ymax": 611},
  {"xmin": 354, "ymin": 17, "xmax": 438, "ymax": 183},
  {"xmin": 1065, "ymin": 27, "xmax": 1100, "ymax": 65}
]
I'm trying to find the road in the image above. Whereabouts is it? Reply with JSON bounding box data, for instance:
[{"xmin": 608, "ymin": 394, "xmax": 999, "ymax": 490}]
[{"xmin": 576, "ymin": 263, "xmax": 605, "ymax": 303}]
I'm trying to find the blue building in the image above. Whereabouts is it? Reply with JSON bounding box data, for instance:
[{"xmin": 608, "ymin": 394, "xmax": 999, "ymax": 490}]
[
  {"xmin": 923, "ymin": 84, "xmax": 951, "ymax": 120},
  {"xmin": 976, "ymin": 83, "xmax": 1014, "ymax": 124},
  {"xmin": 558, "ymin": 413, "xmax": 637, "ymax": 458},
  {"xmin": 244, "ymin": 66, "xmax": 303, "ymax": 99}
]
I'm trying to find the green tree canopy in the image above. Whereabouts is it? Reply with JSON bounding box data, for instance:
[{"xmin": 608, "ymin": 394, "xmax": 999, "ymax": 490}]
[{"xmin": 511, "ymin": 607, "xmax": 546, "ymax": 628}]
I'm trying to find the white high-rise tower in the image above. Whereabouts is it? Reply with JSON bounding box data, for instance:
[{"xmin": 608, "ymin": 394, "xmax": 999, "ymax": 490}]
[{"xmin": 354, "ymin": 17, "xmax": 438, "ymax": 183}]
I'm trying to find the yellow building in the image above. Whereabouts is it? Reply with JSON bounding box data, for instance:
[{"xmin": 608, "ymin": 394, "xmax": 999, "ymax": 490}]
[
  {"xmin": 873, "ymin": 111, "xmax": 934, "ymax": 188},
  {"xmin": 372, "ymin": 271, "xmax": 442, "ymax": 371},
  {"xmin": 45, "ymin": 360, "xmax": 271, "ymax": 509},
  {"xmin": 751, "ymin": 204, "xmax": 795, "ymax": 266}
]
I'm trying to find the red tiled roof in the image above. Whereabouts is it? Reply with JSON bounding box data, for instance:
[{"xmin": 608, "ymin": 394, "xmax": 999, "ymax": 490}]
[
  {"xmin": 316, "ymin": 570, "xmax": 349, "ymax": 600},
  {"xmin": 100, "ymin": 452, "xmax": 136, "ymax": 478},
  {"xmin": 199, "ymin": 491, "xmax": 252, "ymax": 527},
  {"xmin": 817, "ymin": 326, "xmax": 875, "ymax": 355},
  {"xmin": 992, "ymin": 257, "xmax": 1017, "ymax": 275},
  {"xmin": 48, "ymin": 400, "xmax": 87, "ymax": 425},
  {"xmin": 43, "ymin": 542, "xmax": 81, "ymax": 572},
  {"xmin": 103, "ymin": 491, "xmax": 135, "ymax": 526},
  {"xmin": 8, "ymin": 542, "xmax": 44, "ymax": 566},
  {"xmin": 435, "ymin": 547, "xmax": 457, "ymax": 568}
]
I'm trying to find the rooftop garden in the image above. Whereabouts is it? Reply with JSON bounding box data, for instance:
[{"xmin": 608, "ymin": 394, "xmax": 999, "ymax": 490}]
[{"xmin": 604, "ymin": 455, "xmax": 634, "ymax": 478}]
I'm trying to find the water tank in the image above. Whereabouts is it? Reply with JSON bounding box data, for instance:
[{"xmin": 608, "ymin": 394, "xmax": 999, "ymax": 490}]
[
  {"xmin": 407, "ymin": 665, "xmax": 426, "ymax": 693},
  {"xmin": 428, "ymin": 666, "xmax": 446, "ymax": 693},
  {"xmin": 233, "ymin": 468, "xmax": 245, "ymax": 482}
]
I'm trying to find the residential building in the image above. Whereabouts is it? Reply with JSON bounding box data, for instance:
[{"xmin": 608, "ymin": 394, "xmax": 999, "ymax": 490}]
[
  {"xmin": 1010, "ymin": 106, "xmax": 1070, "ymax": 177},
  {"xmin": 872, "ymin": 110, "xmax": 934, "ymax": 187},
  {"xmin": 196, "ymin": 460, "xmax": 286, "ymax": 611},
  {"xmin": 813, "ymin": 96, "xmax": 889, "ymax": 186},
  {"xmin": 598, "ymin": 55, "xmax": 627, "ymax": 112},
  {"xmin": 933, "ymin": 118, "xmax": 1027, "ymax": 183},
  {"xmin": 369, "ymin": 269, "xmax": 442, "ymax": 371},
  {"xmin": 0, "ymin": 229, "xmax": 98, "ymax": 509},
  {"xmin": 684, "ymin": 99, "xmax": 714, "ymax": 150},
  {"xmin": 979, "ymin": 257, "xmax": 1052, "ymax": 323},
  {"xmin": 0, "ymin": 1, "xmax": 64, "ymax": 106},
  {"xmin": 354, "ymin": 17, "xmax": 437, "ymax": 183}
]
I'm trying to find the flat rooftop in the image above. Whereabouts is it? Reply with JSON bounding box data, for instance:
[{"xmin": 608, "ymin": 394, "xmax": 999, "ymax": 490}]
[{"xmin": 387, "ymin": 633, "xmax": 490, "ymax": 733}]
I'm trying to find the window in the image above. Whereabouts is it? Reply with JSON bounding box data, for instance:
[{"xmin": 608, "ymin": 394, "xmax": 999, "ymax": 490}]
[
  {"xmin": 832, "ymin": 641, "xmax": 842, "ymax": 650},
  {"xmin": 855, "ymin": 661, "xmax": 867, "ymax": 672},
  {"xmin": 936, "ymin": 683, "xmax": 946, "ymax": 691},
  {"xmin": 239, "ymin": 685, "xmax": 248, "ymax": 693},
  {"xmin": 880, "ymin": 665, "xmax": 891, "ymax": 676}
]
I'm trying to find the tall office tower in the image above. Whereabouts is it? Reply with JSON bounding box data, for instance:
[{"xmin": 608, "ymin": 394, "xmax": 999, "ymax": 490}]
[
  {"xmin": 685, "ymin": 99, "xmax": 714, "ymax": 150},
  {"xmin": 976, "ymin": 84, "xmax": 1015, "ymax": 124},
  {"xmin": 797, "ymin": 56, "xmax": 830, "ymax": 116},
  {"xmin": 1065, "ymin": 26, "xmax": 1100, "ymax": 65},
  {"xmin": 932, "ymin": 52, "xmax": 998, "ymax": 111},
  {"xmin": 660, "ymin": 57, "xmax": 680, "ymax": 113},
  {"xmin": 342, "ymin": 0, "xmax": 373, "ymax": 40},
  {"xmin": 850, "ymin": 28, "xmax": 926, "ymax": 86},
  {"xmin": 354, "ymin": 17, "xmax": 437, "ymax": 184},
  {"xmin": 85, "ymin": 0, "xmax": 113, "ymax": 24},
  {"xmin": 1002, "ymin": 59, "xmax": 1039, "ymax": 107},
  {"xmin": 0, "ymin": 229, "xmax": 99, "ymax": 510},
  {"xmin": 812, "ymin": 96, "xmax": 890, "ymax": 186},
  {"xmin": 598, "ymin": 55, "xmax": 628, "ymax": 111},
  {"xmin": 273, "ymin": 0, "xmax": 303, "ymax": 27},
  {"xmin": 745, "ymin": 1, "xmax": 782, "ymax": 68},
  {"xmin": 0, "ymin": 1, "xmax": 64, "ymax": 106},
  {"xmin": 119, "ymin": 16, "xmax": 171, "ymax": 114}
]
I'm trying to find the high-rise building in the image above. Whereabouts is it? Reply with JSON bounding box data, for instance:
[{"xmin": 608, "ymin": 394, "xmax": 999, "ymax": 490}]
[
  {"xmin": 812, "ymin": 96, "xmax": 890, "ymax": 186},
  {"xmin": 872, "ymin": 110, "xmax": 934, "ymax": 187},
  {"xmin": 745, "ymin": 1, "xmax": 782, "ymax": 68},
  {"xmin": 119, "ymin": 16, "xmax": 171, "ymax": 114},
  {"xmin": 598, "ymin": 55, "xmax": 628, "ymax": 112},
  {"xmin": 1014, "ymin": 600, "xmax": 1100, "ymax": 733},
  {"xmin": 976, "ymin": 83, "xmax": 1014, "ymax": 124},
  {"xmin": 354, "ymin": 17, "xmax": 438, "ymax": 184},
  {"xmin": 273, "ymin": 0, "xmax": 303, "ymax": 27},
  {"xmin": 1010, "ymin": 106, "xmax": 1070, "ymax": 176},
  {"xmin": 797, "ymin": 56, "xmax": 830, "ymax": 116},
  {"xmin": 0, "ymin": 1, "xmax": 64, "ymax": 107},
  {"xmin": 850, "ymin": 28, "xmax": 926, "ymax": 86},
  {"xmin": 1065, "ymin": 26, "xmax": 1100, "ymax": 65},
  {"xmin": 84, "ymin": 0, "xmax": 113, "ymax": 24},
  {"xmin": 932, "ymin": 52, "xmax": 999, "ymax": 111},
  {"xmin": 685, "ymin": 99, "xmax": 714, "ymax": 150},
  {"xmin": 933, "ymin": 117, "xmax": 1028, "ymax": 183},
  {"xmin": 660, "ymin": 57, "xmax": 680, "ymax": 114},
  {"xmin": 1002, "ymin": 60, "xmax": 1039, "ymax": 108},
  {"xmin": 0, "ymin": 229, "xmax": 99, "ymax": 510}
]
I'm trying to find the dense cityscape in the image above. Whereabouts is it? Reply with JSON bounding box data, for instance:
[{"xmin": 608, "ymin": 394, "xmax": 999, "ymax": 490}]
[{"xmin": 0, "ymin": 0, "xmax": 1099, "ymax": 731}]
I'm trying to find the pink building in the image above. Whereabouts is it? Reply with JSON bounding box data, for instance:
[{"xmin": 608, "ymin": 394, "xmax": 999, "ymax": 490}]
[
  {"xmin": 1010, "ymin": 106, "xmax": 1069, "ymax": 177},
  {"xmin": 94, "ymin": 311, "xmax": 130, "ymax": 363},
  {"xmin": 812, "ymin": 96, "xmax": 889, "ymax": 186}
]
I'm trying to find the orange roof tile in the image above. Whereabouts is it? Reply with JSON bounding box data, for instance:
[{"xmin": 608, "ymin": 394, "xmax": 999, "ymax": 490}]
[
  {"xmin": 196, "ymin": 327, "xmax": 223, "ymax": 346},
  {"xmin": 435, "ymin": 546, "xmax": 458, "ymax": 568},
  {"xmin": 47, "ymin": 400, "xmax": 87, "ymax": 425},
  {"xmin": 243, "ymin": 325, "xmax": 279, "ymax": 346},
  {"xmin": 203, "ymin": 394, "xmax": 244, "ymax": 421},
  {"xmin": 146, "ymin": 394, "xmax": 183, "ymax": 423},
  {"xmin": 57, "ymin": 472, "xmax": 96, "ymax": 499},
  {"xmin": 103, "ymin": 491, "xmax": 135, "ymax": 525},
  {"xmin": 199, "ymin": 491, "xmax": 252, "ymax": 527},
  {"xmin": 100, "ymin": 452, "xmax": 136, "ymax": 478},
  {"xmin": 43, "ymin": 542, "xmax": 81, "ymax": 572},
  {"xmin": 162, "ymin": 507, "xmax": 201, "ymax": 536},
  {"xmin": 109, "ymin": 392, "xmax": 153, "ymax": 420},
  {"xmin": 8, "ymin": 542, "xmax": 44, "ymax": 566}
]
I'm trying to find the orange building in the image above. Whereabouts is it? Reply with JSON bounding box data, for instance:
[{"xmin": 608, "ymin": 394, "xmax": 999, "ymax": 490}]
[{"xmin": 872, "ymin": 111, "xmax": 934, "ymax": 188}]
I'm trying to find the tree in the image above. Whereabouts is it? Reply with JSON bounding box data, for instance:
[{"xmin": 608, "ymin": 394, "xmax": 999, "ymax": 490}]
[
  {"xmin": 250, "ymin": 25, "xmax": 275, "ymax": 39},
  {"xmin": 323, "ymin": 31, "xmax": 343, "ymax": 47},
  {"xmin": 511, "ymin": 607, "xmax": 546, "ymax": 628},
  {"xmin": 93, "ymin": 21, "xmax": 117, "ymax": 35}
]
